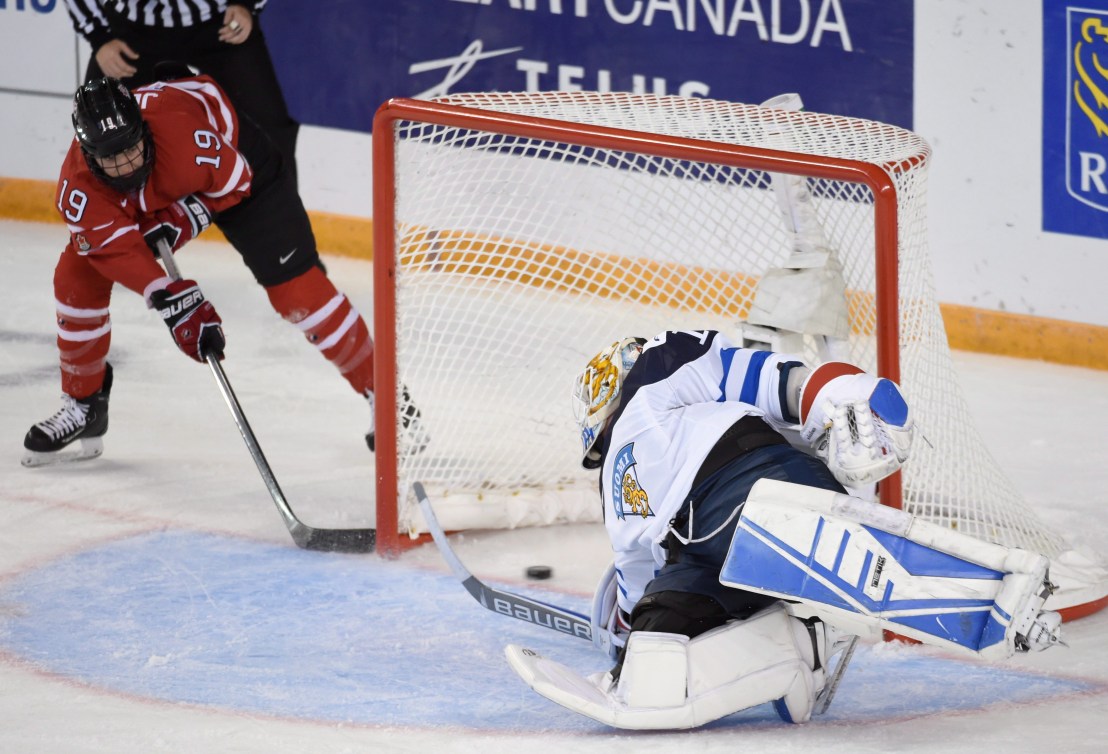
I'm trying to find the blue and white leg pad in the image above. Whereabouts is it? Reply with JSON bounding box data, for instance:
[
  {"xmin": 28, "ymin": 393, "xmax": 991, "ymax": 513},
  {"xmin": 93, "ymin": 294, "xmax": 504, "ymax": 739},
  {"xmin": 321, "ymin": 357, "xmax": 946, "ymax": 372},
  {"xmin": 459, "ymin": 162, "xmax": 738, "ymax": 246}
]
[{"xmin": 720, "ymin": 479, "xmax": 1059, "ymax": 661}]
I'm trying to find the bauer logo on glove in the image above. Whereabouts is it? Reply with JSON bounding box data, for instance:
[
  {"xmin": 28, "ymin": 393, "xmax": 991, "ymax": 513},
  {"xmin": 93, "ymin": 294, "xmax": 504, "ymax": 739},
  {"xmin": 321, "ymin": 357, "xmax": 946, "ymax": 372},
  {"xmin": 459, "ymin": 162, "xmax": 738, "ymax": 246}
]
[
  {"xmin": 141, "ymin": 194, "xmax": 212, "ymax": 254},
  {"xmin": 148, "ymin": 279, "xmax": 226, "ymax": 362},
  {"xmin": 798, "ymin": 362, "xmax": 914, "ymax": 487}
]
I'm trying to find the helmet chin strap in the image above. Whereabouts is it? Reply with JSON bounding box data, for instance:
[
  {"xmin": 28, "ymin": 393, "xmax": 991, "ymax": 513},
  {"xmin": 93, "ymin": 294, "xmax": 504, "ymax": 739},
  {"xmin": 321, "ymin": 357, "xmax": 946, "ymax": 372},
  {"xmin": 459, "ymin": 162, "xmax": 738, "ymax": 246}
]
[{"xmin": 581, "ymin": 416, "xmax": 614, "ymax": 470}]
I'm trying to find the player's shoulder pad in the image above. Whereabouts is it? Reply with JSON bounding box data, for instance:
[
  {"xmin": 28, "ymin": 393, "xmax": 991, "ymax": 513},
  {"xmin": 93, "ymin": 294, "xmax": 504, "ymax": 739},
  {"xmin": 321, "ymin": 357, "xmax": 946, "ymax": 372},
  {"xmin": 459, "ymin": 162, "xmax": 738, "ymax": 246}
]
[
  {"xmin": 610, "ymin": 331, "xmax": 720, "ymax": 430},
  {"xmin": 634, "ymin": 330, "xmax": 719, "ymax": 383}
]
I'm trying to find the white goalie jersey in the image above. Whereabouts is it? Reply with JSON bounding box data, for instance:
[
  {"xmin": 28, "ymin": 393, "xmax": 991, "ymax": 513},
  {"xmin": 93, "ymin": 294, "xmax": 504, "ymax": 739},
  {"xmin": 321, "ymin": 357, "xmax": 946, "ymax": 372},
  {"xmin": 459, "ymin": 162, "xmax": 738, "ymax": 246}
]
[{"xmin": 596, "ymin": 330, "xmax": 805, "ymax": 615}]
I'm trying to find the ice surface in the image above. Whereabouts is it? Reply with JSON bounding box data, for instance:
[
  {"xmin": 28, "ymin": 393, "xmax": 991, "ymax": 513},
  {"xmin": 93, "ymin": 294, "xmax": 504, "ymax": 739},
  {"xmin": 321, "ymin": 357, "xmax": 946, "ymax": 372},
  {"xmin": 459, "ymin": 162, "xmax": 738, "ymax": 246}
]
[{"xmin": 1, "ymin": 220, "xmax": 1106, "ymax": 752}]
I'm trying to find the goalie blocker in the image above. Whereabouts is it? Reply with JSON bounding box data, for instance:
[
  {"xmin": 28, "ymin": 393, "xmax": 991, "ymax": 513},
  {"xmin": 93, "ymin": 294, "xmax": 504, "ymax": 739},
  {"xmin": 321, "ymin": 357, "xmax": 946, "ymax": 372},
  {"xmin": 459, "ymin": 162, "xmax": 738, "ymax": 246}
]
[{"xmin": 506, "ymin": 479, "xmax": 1062, "ymax": 730}]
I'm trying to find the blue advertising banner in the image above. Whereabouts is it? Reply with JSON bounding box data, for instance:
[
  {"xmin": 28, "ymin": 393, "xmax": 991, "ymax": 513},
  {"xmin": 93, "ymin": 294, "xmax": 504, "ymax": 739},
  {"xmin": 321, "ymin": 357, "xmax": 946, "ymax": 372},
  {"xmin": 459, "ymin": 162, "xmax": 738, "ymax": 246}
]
[
  {"xmin": 259, "ymin": 0, "xmax": 913, "ymax": 134},
  {"xmin": 1043, "ymin": 1, "xmax": 1108, "ymax": 238}
]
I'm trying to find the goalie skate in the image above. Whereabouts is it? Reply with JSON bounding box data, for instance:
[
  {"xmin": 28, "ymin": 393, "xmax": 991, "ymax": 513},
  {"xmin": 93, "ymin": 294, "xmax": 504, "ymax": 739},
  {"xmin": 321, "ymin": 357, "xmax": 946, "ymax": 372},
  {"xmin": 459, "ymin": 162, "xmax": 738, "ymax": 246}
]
[
  {"xmin": 22, "ymin": 365, "xmax": 112, "ymax": 468},
  {"xmin": 813, "ymin": 630, "xmax": 857, "ymax": 715}
]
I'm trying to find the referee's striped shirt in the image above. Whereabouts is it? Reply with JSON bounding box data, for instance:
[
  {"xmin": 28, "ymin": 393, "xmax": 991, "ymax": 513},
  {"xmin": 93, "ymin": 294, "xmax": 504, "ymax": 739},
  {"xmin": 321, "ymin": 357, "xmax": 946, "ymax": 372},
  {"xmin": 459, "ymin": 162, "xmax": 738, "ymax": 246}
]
[{"xmin": 65, "ymin": 1, "xmax": 269, "ymax": 51}]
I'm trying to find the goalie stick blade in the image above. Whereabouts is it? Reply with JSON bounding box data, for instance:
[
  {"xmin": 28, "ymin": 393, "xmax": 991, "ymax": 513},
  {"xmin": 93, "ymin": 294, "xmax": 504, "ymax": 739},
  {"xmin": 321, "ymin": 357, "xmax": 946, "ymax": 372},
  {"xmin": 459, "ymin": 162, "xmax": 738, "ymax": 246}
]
[
  {"xmin": 413, "ymin": 482, "xmax": 593, "ymax": 642},
  {"xmin": 21, "ymin": 436, "xmax": 104, "ymax": 468},
  {"xmin": 504, "ymin": 644, "xmax": 704, "ymax": 730},
  {"xmin": 504, "ymin": 644, "xmax": 619, "ymax": 722}
]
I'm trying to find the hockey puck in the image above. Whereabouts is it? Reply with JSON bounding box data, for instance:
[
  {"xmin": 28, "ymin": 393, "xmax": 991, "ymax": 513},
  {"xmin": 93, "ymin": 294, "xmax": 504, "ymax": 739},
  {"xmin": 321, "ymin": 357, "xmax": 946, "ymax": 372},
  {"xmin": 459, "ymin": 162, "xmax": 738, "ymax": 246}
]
[{"xmin": 525, "ymin": 565, "xmax": 553, "ymax": 580}]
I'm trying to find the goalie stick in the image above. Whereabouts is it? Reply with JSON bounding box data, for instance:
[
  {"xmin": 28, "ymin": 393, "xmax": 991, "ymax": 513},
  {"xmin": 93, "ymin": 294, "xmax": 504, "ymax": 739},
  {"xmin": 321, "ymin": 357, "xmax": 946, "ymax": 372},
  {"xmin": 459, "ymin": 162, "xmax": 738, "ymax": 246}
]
[
  {"xmin": 155, "ymin": 238, "xmax": 375, "ymax": 553},
  {"xmin": 416, "ymin": 481, "xmax": 857, "ymax": 717},
  {"xmin": 413, "ymin": 481, "xmax": 594, "ymax": 642}
]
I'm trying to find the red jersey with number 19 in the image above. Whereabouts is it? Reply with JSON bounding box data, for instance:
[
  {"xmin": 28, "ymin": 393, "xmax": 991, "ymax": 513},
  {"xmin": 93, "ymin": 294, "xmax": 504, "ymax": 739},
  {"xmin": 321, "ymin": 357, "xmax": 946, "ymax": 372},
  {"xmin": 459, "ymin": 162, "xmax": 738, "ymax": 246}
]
[{"xmin": 54, "ymin": 75, "xmax": 253, "ymax": 295}]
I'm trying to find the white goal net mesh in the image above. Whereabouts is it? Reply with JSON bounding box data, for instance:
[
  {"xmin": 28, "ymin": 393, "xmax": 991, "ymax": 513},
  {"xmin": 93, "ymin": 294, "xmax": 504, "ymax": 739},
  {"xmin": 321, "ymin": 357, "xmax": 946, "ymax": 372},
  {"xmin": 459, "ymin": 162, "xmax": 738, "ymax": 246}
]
[{"xmin": 376, "ymin": 92, "xmax": 1100, "ymax": 605}]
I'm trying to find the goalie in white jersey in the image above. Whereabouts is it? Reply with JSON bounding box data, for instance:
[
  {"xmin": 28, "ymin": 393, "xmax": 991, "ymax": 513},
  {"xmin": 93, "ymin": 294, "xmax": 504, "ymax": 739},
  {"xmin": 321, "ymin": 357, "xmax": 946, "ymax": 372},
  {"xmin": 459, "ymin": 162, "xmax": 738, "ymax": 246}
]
[
  {"xmin": 504, "ymin": 329, "xmax": 1061, "ymax": 730},
  {"xmin": 577, "ymin": 329, "xmax": 910, "ymax": 639}
]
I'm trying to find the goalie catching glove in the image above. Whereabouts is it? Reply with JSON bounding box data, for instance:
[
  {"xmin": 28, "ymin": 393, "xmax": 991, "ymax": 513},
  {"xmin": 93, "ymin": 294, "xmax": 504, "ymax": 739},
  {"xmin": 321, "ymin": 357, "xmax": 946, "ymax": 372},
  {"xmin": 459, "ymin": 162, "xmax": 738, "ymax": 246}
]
[
  {"xmin": 148, "ymin": 279, "xmax": 225, "ymax": 362},
  {"xmin": 142, "ymin": 194, "xmax": 212, "ymax": 254},
  {"xmin": 798, "ymin": 362, "xmax": 914, "ymax": 487}
]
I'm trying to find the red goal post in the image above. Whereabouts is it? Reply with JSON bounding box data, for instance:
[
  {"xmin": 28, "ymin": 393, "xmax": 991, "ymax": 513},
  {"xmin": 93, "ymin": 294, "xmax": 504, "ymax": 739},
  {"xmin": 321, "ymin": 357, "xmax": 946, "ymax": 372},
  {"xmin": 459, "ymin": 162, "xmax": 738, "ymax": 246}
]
[{"xmin": 371, "ymin": 93, "xmax": 1106, "ymax": 619}]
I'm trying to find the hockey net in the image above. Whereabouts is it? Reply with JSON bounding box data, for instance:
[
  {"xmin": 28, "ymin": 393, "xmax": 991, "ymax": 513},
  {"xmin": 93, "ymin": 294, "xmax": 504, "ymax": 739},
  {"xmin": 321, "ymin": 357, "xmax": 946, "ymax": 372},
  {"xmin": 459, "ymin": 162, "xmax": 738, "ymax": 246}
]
[{"xmin": 372, "ymin": 92, "xmax": 1106, "ymax": 617}]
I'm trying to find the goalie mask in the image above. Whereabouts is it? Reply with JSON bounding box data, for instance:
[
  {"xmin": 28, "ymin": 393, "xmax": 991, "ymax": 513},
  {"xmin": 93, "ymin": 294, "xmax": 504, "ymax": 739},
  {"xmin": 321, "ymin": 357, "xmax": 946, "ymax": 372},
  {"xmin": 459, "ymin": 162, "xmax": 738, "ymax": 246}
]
[
  {"xmin": 572, "ymin": 337, "xmax": 645, "ymax": 469},
  {"xmin": 72, "ymin": 77, "xmax": 155, "ymax": 193}
]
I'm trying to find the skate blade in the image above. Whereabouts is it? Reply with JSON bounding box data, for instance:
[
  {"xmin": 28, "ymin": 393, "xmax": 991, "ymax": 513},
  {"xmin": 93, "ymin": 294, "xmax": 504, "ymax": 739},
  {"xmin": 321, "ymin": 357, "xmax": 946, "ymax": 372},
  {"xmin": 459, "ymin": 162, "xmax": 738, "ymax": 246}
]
[
  {"xmin": 814, "ymin": 635, "xmax": 858, "ymax": 716},
  {"xmin": 21, "ymin": 437, "xmax": 104, "ymax": 468}
]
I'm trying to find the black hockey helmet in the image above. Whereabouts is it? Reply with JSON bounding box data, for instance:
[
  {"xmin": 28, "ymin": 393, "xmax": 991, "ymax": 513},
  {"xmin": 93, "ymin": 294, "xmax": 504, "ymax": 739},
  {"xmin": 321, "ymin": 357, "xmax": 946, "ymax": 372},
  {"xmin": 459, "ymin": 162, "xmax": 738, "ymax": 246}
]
[{"xmin": 72, "ymin": 77, "xmax": 154, "ymax": 191}]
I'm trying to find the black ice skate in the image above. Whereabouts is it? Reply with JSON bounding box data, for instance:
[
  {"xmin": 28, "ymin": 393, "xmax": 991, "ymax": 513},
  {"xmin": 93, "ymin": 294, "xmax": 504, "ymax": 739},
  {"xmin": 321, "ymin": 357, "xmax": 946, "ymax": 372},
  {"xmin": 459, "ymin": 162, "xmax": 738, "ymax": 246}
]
[
  {"xmin": 365, "ymin": 384, "xmax": 428, "ymax": 454},
  {"xmin": 22, "ymin": 364, "xmax": 113, "ymax": 468}
]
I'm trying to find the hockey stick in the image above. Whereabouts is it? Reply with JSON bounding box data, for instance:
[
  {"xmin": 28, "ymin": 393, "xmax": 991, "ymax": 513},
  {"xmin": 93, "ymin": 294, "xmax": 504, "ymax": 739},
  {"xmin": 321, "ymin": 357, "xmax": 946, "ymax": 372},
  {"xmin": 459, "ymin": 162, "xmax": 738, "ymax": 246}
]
[
  {"xmin": 154, "ymin": 238, "xmax": 375, "ymax": 553},
  {"xmin": 413, "ymin": 481, "xmax": 594, "ymax": 642},
  {"xmin": 416, "ymin": 479, "xmax": 856, "ymax": 714}
]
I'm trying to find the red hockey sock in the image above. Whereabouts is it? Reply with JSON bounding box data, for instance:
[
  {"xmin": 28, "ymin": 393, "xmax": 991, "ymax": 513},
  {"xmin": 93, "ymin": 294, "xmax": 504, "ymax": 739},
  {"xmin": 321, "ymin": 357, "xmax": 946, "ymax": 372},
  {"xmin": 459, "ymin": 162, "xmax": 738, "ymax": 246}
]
[
  {"xmin": 265, "ymin": 267, "xmax": 374, "ymax": 394},
  {"xmin": 54, "ymin": 247, "xmax": 114, "ymax": 398},
  {"xmin": 56, "ymin": 302, "xmax": 112, "ymax": 399}
]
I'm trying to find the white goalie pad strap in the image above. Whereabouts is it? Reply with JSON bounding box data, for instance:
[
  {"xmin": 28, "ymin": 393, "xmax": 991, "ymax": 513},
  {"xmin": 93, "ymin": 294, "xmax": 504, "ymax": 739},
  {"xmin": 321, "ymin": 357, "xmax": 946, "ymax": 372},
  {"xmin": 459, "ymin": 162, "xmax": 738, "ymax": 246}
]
[
  {"xmin": 720, "ymin": 479, "xmax": 1055, "ymax": 661},
  {"xmin": 616, "ymin": 631, "xmax": 689, "ymax": 709},
  {"xmin": 505, "ymin": 604, "xmax": 824, "ymax": 730}
]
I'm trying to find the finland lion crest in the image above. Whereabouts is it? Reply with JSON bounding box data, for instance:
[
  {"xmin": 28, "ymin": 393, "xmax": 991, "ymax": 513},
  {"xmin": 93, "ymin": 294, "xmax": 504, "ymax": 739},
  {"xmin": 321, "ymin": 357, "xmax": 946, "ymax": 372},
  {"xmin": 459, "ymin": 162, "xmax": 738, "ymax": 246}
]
[{"xmin": 611, "ymin": 443, "xmax": 653, "ymax": 520}]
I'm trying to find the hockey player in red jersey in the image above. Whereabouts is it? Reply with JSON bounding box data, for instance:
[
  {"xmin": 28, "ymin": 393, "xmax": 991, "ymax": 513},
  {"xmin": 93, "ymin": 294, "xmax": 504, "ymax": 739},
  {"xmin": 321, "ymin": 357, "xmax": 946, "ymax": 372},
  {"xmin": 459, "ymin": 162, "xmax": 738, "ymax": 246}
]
[{"xmin": 23, "ymin": 74, "xmax": 422, "ymax": 466}]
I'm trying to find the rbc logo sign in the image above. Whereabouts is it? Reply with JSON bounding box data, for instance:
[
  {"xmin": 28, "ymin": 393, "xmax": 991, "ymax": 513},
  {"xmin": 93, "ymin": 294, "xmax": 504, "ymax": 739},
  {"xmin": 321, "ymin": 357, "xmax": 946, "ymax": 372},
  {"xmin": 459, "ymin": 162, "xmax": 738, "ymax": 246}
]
[
  {"xmin": 1044, "ymin": 3, "xmax": 1108, "ymax": 237},
  {"xmin": 1069, "ymin": 13, "xmax": 1108, "ymax": 211}
]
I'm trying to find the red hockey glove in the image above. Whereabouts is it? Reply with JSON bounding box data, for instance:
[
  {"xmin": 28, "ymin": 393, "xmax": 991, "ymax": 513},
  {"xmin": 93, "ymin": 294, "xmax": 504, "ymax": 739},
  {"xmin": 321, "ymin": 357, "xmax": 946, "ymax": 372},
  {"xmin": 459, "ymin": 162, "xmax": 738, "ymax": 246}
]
[
  {"xmin": 148, "ymin": 279, "xmax": 225, "ymax": 362},
  {"xmin": 142, "ymin": 195, "xmax": 212, "ymax": 254}
]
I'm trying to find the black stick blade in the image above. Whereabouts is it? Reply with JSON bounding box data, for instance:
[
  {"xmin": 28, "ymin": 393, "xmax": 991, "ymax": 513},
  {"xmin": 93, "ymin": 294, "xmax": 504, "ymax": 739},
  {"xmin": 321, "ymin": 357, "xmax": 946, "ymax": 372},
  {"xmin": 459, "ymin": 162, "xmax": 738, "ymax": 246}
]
[{"xmin": 291, "ymin": 523, "xmax": 377, "ymax": 553}]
